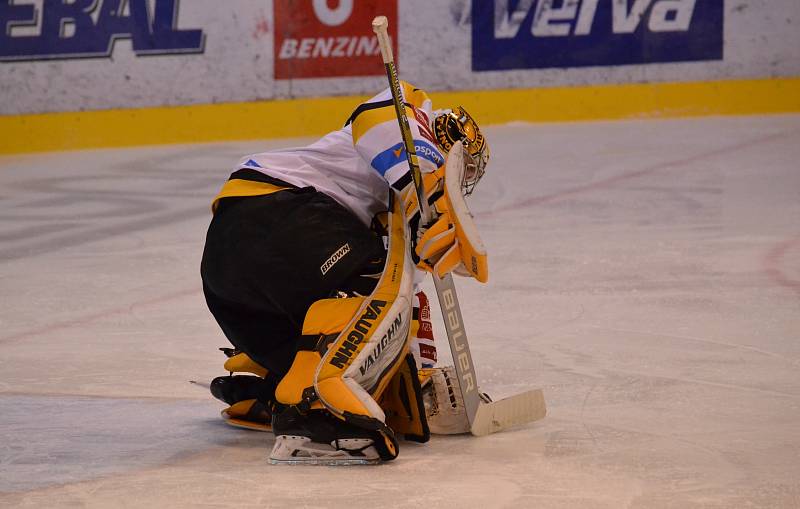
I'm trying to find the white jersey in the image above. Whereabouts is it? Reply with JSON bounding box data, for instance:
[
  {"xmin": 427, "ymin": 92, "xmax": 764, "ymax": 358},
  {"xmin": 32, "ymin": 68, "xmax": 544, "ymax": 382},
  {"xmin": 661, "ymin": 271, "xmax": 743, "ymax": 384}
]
[{"xmin": 236, "ymin": 82, "xmax": 445, "ymax": 225}]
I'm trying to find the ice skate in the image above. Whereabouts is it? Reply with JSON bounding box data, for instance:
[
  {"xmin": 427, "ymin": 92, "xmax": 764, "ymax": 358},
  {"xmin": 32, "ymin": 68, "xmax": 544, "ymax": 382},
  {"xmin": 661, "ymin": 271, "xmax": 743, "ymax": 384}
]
[
  {"xmin": 269, "ymin": 406, "xmax": 389, "ymax": 465},
  {"xmin": 210, "ymin": 375, "xmax": 276, "ymax": 432}
]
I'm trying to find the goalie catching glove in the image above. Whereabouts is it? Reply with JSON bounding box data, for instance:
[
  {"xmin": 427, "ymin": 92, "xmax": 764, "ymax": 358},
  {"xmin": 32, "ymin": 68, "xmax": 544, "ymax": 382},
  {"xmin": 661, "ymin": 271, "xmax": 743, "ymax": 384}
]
[{"xmin": 405, "ymin": 140, "xmax": 489, "ymax": 282}]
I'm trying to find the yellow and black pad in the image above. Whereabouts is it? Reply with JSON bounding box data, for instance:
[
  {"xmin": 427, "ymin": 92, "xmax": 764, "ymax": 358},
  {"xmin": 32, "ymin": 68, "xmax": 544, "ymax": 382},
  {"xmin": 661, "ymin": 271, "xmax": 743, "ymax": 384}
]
[
  {"xmin": 221, "ymin": 399, "xmax": 272, "ymax": 432},
  {"xmin": 276, "ymin": 193, "xmax": 414, "ymax": 460},
  {"xmin": 223, "ymin": 351, "xmax": 268, "ymax": 378},
  {"xmin": 274, "ymin": 297, "xmax": 364, "ymax": 412},
  {"xmin": 313, "ymin": 193, "xmax": 415, "ymax": 417},
  {"xmin": 212, "ymin": 351, "xmax": 275, "ymax": 431},
  {"xmin": 379, "ymin": 353, "xmax": 430, "ymax": 443}
]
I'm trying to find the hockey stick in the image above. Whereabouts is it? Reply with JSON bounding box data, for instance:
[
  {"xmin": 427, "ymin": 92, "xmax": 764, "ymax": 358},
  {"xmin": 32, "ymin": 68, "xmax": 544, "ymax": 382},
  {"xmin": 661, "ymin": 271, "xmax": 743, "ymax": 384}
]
[{"xmin": 372, "ymin": 16, "xmax": 546, "ymax": 436}]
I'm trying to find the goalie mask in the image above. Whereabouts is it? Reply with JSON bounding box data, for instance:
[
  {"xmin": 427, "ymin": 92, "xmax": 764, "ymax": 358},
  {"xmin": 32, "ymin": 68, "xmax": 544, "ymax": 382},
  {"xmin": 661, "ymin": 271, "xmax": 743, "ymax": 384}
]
[{"xmin": 434, "ymin": 106, "xmax": 490, "ymax": 196}]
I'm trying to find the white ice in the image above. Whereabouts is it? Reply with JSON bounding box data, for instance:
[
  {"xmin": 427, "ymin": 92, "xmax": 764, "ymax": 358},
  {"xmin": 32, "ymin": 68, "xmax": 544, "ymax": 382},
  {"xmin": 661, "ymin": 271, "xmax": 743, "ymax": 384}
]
[{"xmin": 1, "ymin": 115, "xmax": 799, "ymax": 508}]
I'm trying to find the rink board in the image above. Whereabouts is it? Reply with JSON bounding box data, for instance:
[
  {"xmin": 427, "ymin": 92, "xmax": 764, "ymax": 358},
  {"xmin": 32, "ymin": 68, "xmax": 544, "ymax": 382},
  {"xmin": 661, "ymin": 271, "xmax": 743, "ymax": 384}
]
[{"xmin": 1, "ymin": 77, "xmax": 799, "ymax": 155}]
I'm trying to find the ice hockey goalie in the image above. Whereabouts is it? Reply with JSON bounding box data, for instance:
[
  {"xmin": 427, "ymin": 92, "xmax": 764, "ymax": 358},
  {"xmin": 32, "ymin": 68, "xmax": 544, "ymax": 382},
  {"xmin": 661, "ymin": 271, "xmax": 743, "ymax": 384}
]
[{"xmin": 201, "ymin": 82, "xmax": 490, "ymax": 464}]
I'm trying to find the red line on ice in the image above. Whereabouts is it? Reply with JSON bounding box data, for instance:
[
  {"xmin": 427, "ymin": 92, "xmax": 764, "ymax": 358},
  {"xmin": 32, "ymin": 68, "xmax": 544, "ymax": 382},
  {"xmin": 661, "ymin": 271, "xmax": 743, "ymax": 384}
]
[
  {"xmin": 764, "ymin": 236, "xmax": 800, "ymax": 297},
  {"xmin": 0, "ymin": 288, "xmax": 202, "ymax": 344}
]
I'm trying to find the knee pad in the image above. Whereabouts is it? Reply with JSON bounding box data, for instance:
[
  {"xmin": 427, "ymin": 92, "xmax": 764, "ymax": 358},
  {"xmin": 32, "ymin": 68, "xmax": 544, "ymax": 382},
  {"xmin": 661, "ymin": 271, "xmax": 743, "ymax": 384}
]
[{"xmin": 275, "ymin": 297, "xmax": 364, "ymax": 412}]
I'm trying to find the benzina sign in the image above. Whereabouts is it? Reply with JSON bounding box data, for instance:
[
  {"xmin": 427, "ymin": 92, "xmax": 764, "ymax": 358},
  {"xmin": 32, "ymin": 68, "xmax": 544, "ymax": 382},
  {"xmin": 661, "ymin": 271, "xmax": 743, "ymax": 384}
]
[
  {"xmin": 472, "ymin": 0, "xmax": 723, "ymax": 71},
  {"xmin": 0, "ymin": 0, "xmax": 205, "ymax": 62},
  {"xmin": 274, "ymin": 0, "xmax": 398, "ymax": 79}
]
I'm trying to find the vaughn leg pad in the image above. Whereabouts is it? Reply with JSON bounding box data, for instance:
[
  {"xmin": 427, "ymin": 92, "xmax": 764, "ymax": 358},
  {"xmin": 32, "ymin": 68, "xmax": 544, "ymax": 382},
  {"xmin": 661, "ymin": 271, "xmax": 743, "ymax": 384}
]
[
  {"xmin": 270, "ymin": 193, "xmax": 415, "ymax": 464},
  {"xmin": 313, "ymin": 194, "xmax": 416, "ymax": 449}
]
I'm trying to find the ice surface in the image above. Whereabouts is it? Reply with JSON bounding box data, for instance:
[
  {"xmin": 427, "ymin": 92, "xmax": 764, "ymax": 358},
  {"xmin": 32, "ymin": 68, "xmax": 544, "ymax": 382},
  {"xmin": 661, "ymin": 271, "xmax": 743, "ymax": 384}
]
[{"xmin": 1, "ymin": 116, "xmax": 799, "ymax": 508}]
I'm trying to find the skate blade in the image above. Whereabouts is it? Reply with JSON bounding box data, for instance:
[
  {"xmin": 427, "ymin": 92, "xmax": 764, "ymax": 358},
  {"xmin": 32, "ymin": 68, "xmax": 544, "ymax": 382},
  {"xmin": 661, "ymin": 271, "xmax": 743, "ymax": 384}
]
[
  {"xmin": 269, "ymin": 435, "xmax": 381, "ymax": 466},
  {"xmin": 268, "ymin": 457, "xmax": 379, "ymax": 466}
]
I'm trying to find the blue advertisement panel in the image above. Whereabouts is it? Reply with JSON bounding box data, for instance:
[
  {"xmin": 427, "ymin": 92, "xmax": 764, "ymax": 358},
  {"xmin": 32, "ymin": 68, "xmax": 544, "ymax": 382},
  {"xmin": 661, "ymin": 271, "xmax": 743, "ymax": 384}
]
[
  {"xmin": 472, "ymin": 0, "xmax": 723, "ymax": 71},
  {"xmin": 0, "ymin": 0, "xmax": 204, "ymax": 62}
]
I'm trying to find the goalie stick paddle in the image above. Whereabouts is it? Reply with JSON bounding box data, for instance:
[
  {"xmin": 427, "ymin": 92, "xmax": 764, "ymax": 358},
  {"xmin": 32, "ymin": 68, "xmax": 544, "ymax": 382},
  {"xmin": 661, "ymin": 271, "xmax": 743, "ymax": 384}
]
[{"xmin": 371, "ymin": 16, "xmax": 546, "ymax": 436}]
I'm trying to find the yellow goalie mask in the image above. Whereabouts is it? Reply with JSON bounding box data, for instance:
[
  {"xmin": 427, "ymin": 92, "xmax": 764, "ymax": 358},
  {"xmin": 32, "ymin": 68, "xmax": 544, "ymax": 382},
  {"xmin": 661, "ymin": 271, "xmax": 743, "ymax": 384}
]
[{"xmin": 434, "ymin": 106, "xmax": 490, "ymax": 196}]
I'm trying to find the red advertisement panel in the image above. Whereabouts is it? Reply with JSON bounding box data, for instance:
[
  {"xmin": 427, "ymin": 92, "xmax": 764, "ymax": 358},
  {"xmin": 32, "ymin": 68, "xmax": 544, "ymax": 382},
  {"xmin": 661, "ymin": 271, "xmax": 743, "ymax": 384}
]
[{"xmin": 274, "ymin": 0, "xmax": 398, "ymax": 79}]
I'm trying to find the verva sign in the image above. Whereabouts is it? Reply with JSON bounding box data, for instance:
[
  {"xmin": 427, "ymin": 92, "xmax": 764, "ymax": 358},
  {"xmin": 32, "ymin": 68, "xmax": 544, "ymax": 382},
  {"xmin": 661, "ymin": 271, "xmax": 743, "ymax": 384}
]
[
  {"xmin": 472, "ymin": 0, "xmax": 723, "ymax": 71},
  {"xmin": 274, "ymin": 0, "xmax": 398, "ymax": 79}
]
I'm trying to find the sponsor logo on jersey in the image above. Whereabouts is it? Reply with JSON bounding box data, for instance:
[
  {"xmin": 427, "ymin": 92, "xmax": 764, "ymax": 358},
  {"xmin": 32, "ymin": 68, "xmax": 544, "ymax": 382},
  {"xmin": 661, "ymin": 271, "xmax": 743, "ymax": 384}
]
[
  {"xmin": 419, "ymin": 343, "xmax": 437, "ymax": 363},
  {"xmin": 414, "ymin": 142, "xmax": 445, "ymax": 167},
  {"xmin": 417, "ymin": 292, "xmax": 431, "ymax": 321},
  {"xmin": 274, "ymin": 0, "xmax": 398, "ymax": 79},
  {"xmin": 0, "ymin": 0, "xmax": 205, "ymax": 62},
  {"xmin": 371, "ymin": 141, "xmax": 445, "ymax": 176},
  {"xmin": 409, "ymin": 105, "xmax": 437, "ymax": 145},
  {"xmin": 472, "ymin": 0, "xmax": 723, "ymax": 71},
  {"xmin": 320, "ymin": 243, "xmax": 351, "ymax": 275},
  {"xmin": 329, "ymin": 299, "xmax": 388, "ymax": 369}
]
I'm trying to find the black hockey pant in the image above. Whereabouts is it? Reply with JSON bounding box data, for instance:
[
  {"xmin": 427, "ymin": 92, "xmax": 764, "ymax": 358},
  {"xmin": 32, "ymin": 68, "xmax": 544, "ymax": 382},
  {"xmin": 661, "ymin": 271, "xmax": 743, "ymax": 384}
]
[{"xmin": 201, "ymin": 187, "xmax": 384, "ymax": 382}]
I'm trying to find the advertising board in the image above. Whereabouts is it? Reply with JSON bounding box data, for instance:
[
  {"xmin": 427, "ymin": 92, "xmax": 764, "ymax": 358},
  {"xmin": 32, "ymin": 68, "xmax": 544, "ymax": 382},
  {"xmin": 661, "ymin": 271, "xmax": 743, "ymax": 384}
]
[
  {"xmin": 0, "ymin": 0, "xmax": 205, "ymax": 61},
  {"xmin": 472, "ymin": 0, "xmax": 724, "ymax": 71},
  {"xmin": 274, "ymin": 0, "xmax": 398, "ymax": 79}
]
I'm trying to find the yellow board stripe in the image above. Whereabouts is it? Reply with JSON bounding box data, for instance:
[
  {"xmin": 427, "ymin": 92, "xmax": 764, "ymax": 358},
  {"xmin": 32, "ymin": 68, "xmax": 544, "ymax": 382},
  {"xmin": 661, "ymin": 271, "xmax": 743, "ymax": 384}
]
[
  {"xmin": 1, "ymin": 77, "xmax": 798, "ymax": 155},
  {"xmin": 445, "ymin": 76, "xmax": 800, "ymax": 125}
]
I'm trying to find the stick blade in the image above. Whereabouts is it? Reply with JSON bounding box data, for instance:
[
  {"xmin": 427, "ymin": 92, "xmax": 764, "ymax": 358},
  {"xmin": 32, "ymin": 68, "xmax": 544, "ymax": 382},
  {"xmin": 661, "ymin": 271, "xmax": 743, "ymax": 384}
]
[{"xmin": 470, "ymin": 389, "xmax": 546, "ymax": 437}]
